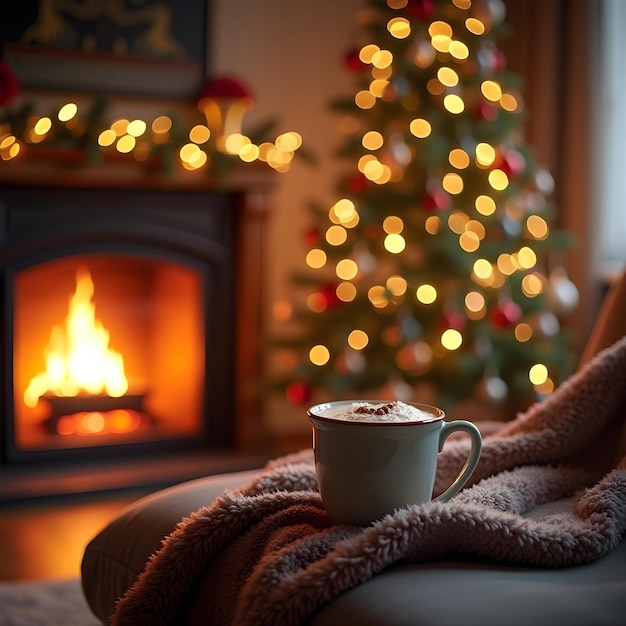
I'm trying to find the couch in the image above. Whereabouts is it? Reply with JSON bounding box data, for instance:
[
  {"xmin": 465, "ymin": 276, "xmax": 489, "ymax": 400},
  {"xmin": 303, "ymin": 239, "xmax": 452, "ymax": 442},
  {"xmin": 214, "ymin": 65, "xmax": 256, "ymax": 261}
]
[{"xmin": 82, "ymin": 272, "xmax": 626, "ymax": 625}]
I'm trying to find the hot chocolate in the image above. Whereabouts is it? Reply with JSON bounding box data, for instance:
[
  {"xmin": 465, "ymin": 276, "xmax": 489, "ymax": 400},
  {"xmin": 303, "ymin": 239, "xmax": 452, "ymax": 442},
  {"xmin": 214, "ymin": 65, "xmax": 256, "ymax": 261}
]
[{"xmin": 307, "ymin": 399, "xmax": 483, "ymax": 524}]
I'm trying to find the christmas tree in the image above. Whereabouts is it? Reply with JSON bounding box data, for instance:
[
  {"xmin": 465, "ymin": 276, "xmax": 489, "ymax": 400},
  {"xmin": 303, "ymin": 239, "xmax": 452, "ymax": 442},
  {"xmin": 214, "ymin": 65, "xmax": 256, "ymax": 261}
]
[{"xmin": 270, "ymin": 0, "xmax": 579, "ymax": 418}]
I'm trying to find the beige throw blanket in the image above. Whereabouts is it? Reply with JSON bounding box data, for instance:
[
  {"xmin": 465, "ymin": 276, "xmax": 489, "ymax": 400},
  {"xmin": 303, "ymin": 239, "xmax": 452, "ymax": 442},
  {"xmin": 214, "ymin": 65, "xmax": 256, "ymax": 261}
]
[{"xmin": 113, "ymin": 337, "xmax": 626, "ymax": 626}]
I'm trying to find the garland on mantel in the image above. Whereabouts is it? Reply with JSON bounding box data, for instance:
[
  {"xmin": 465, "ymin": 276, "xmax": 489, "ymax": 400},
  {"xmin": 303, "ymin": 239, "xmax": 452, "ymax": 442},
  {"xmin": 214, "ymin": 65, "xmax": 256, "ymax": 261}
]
[{"xmin": 0, "ymin": 60, "xmax": 308, "ymax": 180}]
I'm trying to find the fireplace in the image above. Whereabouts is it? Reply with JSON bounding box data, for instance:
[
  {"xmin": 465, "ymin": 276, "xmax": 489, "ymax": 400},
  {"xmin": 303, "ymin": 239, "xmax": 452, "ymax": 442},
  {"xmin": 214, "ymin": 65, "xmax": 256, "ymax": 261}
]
[{"xmin": 0, "ymin": 176, "xmax": 272, "ymax": 499}]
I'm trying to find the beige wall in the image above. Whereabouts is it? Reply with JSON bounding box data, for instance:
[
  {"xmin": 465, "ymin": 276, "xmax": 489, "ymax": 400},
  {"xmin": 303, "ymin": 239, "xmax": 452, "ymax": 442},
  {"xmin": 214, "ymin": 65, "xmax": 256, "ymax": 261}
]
[
  {"xmin": 212, "ymin": 0, "xmax": 363, "ymax": 310},
  {"xmin": 212, "ymin": 0, "xmax": 365, "ymax": 436}
]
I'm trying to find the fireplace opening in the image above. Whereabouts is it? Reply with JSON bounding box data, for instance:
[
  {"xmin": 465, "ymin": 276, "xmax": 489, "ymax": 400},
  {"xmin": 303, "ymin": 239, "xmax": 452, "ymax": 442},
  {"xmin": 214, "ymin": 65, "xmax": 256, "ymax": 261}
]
[{"xmin": 14, "ymin": 254, "xmax": 205, "ymax": 453}]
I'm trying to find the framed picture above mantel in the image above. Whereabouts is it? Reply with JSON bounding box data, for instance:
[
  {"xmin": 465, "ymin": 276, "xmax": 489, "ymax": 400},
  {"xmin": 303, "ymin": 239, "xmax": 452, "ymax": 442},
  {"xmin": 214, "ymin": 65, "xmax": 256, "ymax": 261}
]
[{"xmin": 1, "ymin": 0, "xmax": 209, "ymax": 99}]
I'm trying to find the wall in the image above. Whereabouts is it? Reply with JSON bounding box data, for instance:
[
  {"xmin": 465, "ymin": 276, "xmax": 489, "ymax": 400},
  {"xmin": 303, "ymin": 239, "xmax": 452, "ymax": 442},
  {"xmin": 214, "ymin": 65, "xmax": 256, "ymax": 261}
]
[{"xmin": 211, "ymin": 0, "xmax": 365, "ymax": 438}]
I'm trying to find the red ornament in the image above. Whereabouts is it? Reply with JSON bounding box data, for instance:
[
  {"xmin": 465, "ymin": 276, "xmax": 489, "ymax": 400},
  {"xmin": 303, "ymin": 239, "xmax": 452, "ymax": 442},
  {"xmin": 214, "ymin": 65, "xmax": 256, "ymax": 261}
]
[
  {"xmin": 405, "ymin": 0, "xmax": 436, "ymax": 19},
  {"xmin": 320, "ymin": 283, "xmax": 342, "ymax": 308},
  {"xmin": 441, "ymin": 310, "xmax": 466, "ymax": 331},
  {"xmin": 348, "ymin": 173, "xmax": 369, "ymax": 193},
  {"xmin": 286, "ymin": 382, "xmax": 312, "ymax": 404},
  {"xmin": 422, "ymin": 189, "xmax": 450, "ymax": 212},
  {"xmin": 303, "ymin": 227, "xmax": 321, "ymax": 247},
  {"xmin": 478, "ymin": 48, "xmax": 506, "ymax": 75},
  {"xmin": 493, "ymin": 49, "xmax": 507, "ymax": 72},
  {"xmin": 0, "ymin": 61, "xmax": 19, "ymax": 107},
  {"xmin": 490, "ymin": 301, "xmax": 522, "ymax": 327},
  {"xmin": 343, "ymin": 48, "xmax": 367, "ymax": 72},
  {"xmin": 476, "ymin": 101, "xmax": 498, "ymax": 121},
  {"xmin": 495, "ymin": 150, "xmax": 526, "ymax": 179}
]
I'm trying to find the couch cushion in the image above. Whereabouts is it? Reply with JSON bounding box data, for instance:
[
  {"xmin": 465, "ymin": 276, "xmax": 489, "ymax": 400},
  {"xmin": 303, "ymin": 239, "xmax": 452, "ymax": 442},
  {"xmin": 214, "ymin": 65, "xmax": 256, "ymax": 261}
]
[
  {"xmin": 81, "ymin": 469, "xmax": 258, "ymax": 622},
  {"xmin": 306, "ymin": 544, "xmax": 626, "ymax": 626}
]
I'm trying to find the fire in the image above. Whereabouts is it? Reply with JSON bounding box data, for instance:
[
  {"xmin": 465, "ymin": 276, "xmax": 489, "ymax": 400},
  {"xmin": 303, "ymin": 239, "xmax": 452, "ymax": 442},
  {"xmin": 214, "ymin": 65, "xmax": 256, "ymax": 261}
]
[
  {"xmin": 57, "ymin": 410, "xmax": 143, "ymax": 436},
  {"xmin": 24, "ymin": 268, "xmax": 129, "ymax": 408}
]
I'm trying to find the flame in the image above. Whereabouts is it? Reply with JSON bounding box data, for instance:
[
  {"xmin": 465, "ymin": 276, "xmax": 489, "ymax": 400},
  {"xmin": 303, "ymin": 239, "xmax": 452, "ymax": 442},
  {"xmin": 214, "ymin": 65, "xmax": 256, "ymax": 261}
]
[{"xmin": 24, "ymin": 268, "xmax": 129, "ymax": 408}]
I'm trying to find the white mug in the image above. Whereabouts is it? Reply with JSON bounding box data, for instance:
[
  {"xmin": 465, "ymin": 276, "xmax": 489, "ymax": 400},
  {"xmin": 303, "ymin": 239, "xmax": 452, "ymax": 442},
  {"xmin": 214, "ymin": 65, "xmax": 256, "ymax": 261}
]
[{"xmin": 307, "ymin": 400, "xmax": 482, "ymax": 526}]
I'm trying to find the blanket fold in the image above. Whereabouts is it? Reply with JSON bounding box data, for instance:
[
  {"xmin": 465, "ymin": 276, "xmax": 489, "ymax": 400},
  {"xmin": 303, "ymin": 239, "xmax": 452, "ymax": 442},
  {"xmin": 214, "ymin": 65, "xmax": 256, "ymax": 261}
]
[{"xmin": 112, "ymin": 337, "xmax": 626, "ymax": 626}]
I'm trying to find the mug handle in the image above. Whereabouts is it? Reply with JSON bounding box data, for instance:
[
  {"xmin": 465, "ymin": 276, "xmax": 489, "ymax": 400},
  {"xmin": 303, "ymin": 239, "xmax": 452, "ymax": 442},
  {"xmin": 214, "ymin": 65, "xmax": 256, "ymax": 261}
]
[{"xmin": 433, "ymin": 420, "xmax": 483, "ymax": 503}]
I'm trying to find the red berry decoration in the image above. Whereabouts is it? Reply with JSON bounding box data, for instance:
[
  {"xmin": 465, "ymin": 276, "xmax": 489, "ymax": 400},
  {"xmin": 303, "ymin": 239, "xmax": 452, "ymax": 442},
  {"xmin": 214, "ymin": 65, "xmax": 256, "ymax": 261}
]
[{"xmin": 490, "ymin": 301, "xmax": 522, "ymax": 328}]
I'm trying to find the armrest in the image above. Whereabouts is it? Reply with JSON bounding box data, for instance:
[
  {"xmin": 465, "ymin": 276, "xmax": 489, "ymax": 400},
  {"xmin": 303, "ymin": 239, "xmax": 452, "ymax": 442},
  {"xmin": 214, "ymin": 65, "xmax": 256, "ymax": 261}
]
[
  {"xmin": 81, "ymin": 469, "xmax": 259, "ymax": 623},
  {"xmin": 579, "ymin": 270, "xmax": 626, "ymax": 368}
]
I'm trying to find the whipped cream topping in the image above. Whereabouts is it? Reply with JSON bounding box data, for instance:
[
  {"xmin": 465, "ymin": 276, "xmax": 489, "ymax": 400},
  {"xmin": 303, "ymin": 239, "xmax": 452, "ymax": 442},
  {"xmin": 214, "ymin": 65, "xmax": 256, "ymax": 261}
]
[{"xmin": 317, "ymin": 401, "xmax": 436, "ymax": 423}]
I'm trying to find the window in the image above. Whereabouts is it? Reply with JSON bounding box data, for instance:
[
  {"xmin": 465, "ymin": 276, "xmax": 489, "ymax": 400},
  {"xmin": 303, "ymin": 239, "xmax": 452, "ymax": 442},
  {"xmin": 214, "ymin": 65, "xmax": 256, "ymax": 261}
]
[{"xmin": 595, "ymin": 0, "xmax": 626, "ymax": 274}]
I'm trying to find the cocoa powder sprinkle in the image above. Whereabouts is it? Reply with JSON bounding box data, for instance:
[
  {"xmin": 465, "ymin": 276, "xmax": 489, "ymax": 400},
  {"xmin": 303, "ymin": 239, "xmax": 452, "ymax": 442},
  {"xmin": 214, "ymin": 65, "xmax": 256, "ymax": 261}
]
[{"xmin": 354, "ymin": 403, "xmax": 395, "ymax": 415}]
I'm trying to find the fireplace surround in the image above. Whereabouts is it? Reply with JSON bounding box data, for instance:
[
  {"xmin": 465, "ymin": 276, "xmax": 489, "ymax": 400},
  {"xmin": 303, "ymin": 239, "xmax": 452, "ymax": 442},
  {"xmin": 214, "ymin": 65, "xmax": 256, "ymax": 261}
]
[{"xmin": 0, "ymin": 159, "xmax": 273, "ymax": 499}]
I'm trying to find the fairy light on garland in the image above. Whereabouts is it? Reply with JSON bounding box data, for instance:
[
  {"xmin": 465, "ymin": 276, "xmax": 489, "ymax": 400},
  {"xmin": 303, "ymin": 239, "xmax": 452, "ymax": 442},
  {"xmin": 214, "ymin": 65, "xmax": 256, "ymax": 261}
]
[{"xmin": 0, "ymin": 68, "xmax": 302, "ymax": 174}]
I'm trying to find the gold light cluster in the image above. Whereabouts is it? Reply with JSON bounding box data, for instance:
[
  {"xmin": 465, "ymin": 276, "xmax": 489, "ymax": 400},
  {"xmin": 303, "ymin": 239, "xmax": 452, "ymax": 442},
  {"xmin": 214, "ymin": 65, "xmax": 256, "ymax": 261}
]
[
  {"xmin": 1, "ymin": 101, "xmax": 302, "ymax": 173},
  {"xmin": 348, "ymin": 3, "xmax": 523, "ymax": 189},
  {"xmin": 299, "ymin": 257, "xmax": 556, "ymax": 391},
  {"xmin": 305, "ymin": 191, "xmax": 550, "ymax": 298},
  {"xmin": 300, "ymin": 191, "xmax": 555, "ymax": 391},
  {"xmin": 278, "ymin": 0, "xmax": 557, "ymax": 397}
]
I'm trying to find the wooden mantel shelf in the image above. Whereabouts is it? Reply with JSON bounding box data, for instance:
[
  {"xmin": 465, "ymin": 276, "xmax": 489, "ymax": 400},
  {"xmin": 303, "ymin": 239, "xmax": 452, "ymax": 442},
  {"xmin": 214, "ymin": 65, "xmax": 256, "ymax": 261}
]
[{"xmin": 0, "ymin": 146, "xmax": 277, "ymax": 193}]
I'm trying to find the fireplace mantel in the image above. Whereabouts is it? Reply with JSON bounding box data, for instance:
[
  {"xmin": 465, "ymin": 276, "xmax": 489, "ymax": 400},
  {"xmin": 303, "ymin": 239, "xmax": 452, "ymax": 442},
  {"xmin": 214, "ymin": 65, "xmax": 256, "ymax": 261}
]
[
  {"xmin": 0, "ymin": 146, "xmax": 277, "ymax": 193},
  {"xmin": 0, "ymin": 153, "xmax": 275, "ymax": 498}
]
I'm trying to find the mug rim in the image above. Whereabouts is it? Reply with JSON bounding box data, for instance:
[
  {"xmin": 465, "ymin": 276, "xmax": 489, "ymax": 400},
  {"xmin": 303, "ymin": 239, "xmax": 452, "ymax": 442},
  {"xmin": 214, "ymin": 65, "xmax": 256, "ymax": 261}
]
[{"xmin": 307, "ymin": 400, "xmax": 444, "ymax": 426}]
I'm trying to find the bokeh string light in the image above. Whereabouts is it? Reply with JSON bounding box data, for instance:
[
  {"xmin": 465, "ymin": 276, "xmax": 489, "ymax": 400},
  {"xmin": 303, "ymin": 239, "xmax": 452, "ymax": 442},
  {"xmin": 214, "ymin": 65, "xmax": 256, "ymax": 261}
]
[{"xmin": 1, "ymin": 92, "xmax": 302, "ymax": 174}]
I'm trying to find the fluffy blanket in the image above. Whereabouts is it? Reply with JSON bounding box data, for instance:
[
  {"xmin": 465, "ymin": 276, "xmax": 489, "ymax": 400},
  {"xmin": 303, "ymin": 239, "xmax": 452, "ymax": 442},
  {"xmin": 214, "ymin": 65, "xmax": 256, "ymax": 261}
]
[{"xmin": 112, "ymin": 337, "xmax": 626, "ymax": 626}]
